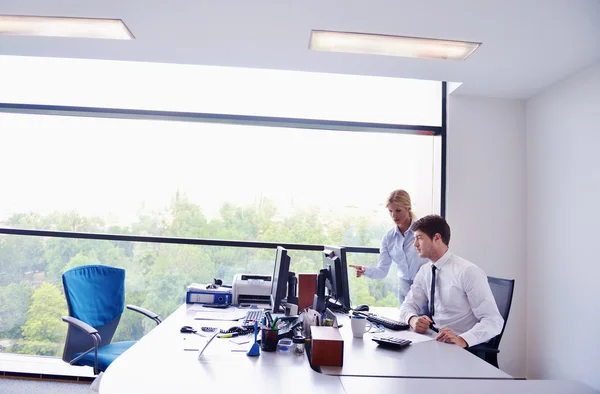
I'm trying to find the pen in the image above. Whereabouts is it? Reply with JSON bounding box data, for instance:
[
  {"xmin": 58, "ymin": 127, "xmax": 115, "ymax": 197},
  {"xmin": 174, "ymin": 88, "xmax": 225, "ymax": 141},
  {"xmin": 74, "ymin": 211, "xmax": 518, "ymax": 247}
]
[
  {"xmin": 271, "ymin": 316, "xmax": 279, "ymax": 330},
  {"xmin": 265, "ymin": 311, "xmax": 273, "ymax": 327},
  {"xmin": 429, "ymin": 322, "xmax": 439, "ymax": 333},
  {"xmin": 218, "ymin": 332, "xmax": 239, "ymax": 338}
]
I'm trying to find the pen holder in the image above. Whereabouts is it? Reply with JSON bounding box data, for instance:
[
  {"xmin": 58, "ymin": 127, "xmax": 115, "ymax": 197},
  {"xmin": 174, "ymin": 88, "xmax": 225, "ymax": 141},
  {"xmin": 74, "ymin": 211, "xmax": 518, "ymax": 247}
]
[{"xmin": 260, "ymin": 328, "xmax": 279, "ymax": 352}]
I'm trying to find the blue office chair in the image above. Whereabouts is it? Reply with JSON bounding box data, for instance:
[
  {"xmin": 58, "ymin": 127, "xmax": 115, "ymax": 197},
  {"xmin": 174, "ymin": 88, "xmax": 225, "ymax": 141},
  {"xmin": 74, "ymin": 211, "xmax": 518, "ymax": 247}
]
[
  {"xmin": 61, "ymin": 265, "xmax": 161, "ymax": 375},
  {"xmin": 467, "ymin": 276, "xmax": 515, "ymax": 368}
]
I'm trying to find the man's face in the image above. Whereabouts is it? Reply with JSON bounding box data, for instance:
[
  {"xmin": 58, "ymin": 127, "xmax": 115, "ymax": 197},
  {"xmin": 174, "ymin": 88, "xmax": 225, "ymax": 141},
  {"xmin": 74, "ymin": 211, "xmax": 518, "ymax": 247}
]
[{"xmin": 413, "ymin": 230, "xmax": 436, "ymax": 259}]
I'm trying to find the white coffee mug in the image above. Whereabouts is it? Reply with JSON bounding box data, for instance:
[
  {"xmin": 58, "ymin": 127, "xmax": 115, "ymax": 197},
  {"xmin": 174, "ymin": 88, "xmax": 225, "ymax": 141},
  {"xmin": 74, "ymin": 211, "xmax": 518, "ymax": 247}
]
[{"xmin": 350, "ymin": 315, "xmax": 368, "ymax": 338}]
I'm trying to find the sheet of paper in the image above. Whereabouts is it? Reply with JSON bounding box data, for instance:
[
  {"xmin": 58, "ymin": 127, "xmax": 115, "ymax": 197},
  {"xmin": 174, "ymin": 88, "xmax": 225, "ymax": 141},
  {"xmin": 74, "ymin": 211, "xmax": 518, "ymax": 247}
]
[
  {"xmin": 229, "ymin": 335, "xmax": 252, "ymax": 345},
  {"xmin": 180, "ymin": 334, "xmax": 205, "ymax": 351},
  {"xmin": 188, "ymin": 304, "xmax": 238, "ymax": 312},
  {"xmin": 194, "ymin": 310, "xmax": 246, "ymax": 321},
  {"xmin": 187, "ymin": 283, "xmax": 231, "ymax": 293},
  {"xmin": 382, "ymin": 330, "xmax": 436, "ymax": 344}
]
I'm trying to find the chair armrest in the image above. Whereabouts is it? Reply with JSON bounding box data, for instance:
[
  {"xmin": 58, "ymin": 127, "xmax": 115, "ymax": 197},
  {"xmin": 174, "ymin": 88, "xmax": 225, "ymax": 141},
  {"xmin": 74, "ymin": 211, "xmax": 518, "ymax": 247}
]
[
  {"xmin": 467, "ymin": 344, "xmax": 500, "ymax": 354},
  {"xmin": 62, "ymin": 316, "xmax": 98, "ymax": 336},
  {"xmin": 126, "ymin": 304, "xmax": 162, "ymax": 325},
  {"xmin": 62, "ymin": 316, "xmax": 102, "ymax": 375}
]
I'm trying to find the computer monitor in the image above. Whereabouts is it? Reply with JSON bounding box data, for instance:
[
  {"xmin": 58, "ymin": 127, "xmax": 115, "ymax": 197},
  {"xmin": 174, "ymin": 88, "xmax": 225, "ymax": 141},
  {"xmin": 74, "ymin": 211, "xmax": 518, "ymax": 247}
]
[
  {"xmin": 270, "ymin": 246, "xmax": 291, "ymax": 313},
  {"xmin": 322, "ymin": 246, "xmax": 351, "ymax": 310}
]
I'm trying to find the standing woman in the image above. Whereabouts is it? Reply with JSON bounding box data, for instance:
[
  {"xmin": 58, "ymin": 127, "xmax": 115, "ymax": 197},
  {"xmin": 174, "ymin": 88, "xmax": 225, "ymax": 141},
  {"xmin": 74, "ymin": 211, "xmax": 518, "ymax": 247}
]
[{"xmin": 350, "ymin": 189, "xmax": 428, "ymax": 306}]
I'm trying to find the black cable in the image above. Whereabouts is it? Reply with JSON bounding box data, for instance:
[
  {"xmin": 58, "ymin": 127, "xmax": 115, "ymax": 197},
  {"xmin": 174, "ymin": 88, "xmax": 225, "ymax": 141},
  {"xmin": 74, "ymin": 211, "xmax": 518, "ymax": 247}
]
[{"xmin": 325, "ymin": 296, "xmax": 350, "ymax": 314}]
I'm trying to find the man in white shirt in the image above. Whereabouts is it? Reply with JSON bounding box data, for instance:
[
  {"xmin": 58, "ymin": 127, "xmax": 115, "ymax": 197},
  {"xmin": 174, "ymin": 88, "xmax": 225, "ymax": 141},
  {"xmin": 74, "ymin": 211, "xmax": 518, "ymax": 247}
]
[{"xmin": 399, "ymin": 215, "xmax": 504, "ymax": 348}]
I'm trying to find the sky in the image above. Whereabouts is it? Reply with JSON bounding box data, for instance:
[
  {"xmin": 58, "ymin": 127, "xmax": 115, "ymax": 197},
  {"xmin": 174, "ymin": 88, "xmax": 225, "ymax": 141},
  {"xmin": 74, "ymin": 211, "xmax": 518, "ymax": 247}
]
[
  {"xmin": 0, "ymin": 55, "xmax": 441, "ymax": 228},
  {"xmin": 1, "ymin": 113, "xmax": 436, "ymax": 225}
]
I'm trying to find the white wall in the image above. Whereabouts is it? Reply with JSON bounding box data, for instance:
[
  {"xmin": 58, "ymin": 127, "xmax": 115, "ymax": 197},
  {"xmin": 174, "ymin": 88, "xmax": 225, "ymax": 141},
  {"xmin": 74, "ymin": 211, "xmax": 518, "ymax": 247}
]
[
  {"xmin": 526, "ymin": 63, "xmax": 600, "ymax": 391},
  {"xmin": 447, "ymin": 95, "xmax": 527, "ymax": 378}
]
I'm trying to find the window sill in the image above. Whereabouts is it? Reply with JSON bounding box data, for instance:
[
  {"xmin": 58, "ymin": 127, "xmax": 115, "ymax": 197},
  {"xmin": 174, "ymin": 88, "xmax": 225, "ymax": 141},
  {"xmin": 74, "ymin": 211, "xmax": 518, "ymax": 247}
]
[{"xmin": 0, "ymin": 353, "xmax": 95, "ymax": 381}]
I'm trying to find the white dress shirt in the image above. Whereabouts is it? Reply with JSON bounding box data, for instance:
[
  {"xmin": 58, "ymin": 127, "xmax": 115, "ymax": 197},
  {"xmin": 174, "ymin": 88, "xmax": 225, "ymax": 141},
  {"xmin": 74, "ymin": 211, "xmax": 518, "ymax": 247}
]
[
  {"xmin": 364, "ymin": 222, "xmax": 429, "ymax": 281},
  {"xmin": 399, "ymin": 250, "xmax": 504, "ymax": 347}
]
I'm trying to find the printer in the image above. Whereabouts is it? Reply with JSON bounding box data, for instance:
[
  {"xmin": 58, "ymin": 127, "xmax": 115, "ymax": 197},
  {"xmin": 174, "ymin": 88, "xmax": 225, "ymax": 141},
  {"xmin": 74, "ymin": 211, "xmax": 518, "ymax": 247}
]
[{"xmin": 232, "ymin": 274, "xmax": 272, "ymax": 305}]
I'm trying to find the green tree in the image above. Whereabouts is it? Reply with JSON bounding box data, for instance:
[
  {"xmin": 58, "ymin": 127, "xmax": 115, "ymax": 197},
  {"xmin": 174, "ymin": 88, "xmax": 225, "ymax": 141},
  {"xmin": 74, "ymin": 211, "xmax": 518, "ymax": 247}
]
[
  {"xmin": 279, "ymin": 207, "xmax": 326, "ymax": 244},
  {"xmin": 1, "ymin": 191, "xmax": 404, "ymax": 355},
  {"xmin": 141, "ymin": 245, "xmax": 213, "ymax": 322},
  {"xmin": 42, "ymin": 211, "xmax": 124, "ymax": 283},
  {"xmin": 62, "ymin": 251, "xmax": 101, "ymax": 273},
  {"xmin": 167, "ymin": 192, "xmax": 209, "ymax": 238},
  {"xmin": 20, "ymin": 282, "xmax": 67, "ymax": 356},
  {"xmin": 0, "ymin": 282, "xmax": 33, "ymax": 338},
  {"xmin": 44, "ymin": 237, "xmax": 82, "ymax": 283},
  {"xmin": 0, "ymin": 213, "xmax": 47, "ymax": 285}
]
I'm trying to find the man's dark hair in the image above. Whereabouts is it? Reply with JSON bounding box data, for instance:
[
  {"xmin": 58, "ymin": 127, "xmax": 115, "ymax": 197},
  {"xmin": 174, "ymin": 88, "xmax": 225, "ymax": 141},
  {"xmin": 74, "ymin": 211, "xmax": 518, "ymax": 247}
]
[{"xmin": 411, "ymin": 215, "xmax": 451, "ymax": 246}]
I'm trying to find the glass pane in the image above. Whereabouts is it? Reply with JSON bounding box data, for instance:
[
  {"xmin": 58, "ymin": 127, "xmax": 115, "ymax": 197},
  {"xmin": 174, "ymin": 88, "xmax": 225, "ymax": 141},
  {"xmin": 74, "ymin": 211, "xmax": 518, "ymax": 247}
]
[
  {"xmin": 0, "ymin": 112, "xmax": 437, "ymax": 245},
  {"xmin": 0, "ymin": 236, "xmax": 277, "ymax": 356},
  {"xmin": 0, "ymin": 236, "xmax": 388, "ymax": 358},
  {"xmin": 0, "ymin": 55, "xmax": 442, "ymax": 126},
  {"xmin": 0, "ymin": 110, "xmax": 440, "ymax": 359}
]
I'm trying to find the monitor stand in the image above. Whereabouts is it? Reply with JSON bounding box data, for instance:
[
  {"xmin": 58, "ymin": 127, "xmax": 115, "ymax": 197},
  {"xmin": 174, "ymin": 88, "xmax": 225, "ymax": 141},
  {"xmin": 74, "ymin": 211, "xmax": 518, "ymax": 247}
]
[{"xmin": 312, "ymin": 268, "xmax": 329, "ymax": 313}]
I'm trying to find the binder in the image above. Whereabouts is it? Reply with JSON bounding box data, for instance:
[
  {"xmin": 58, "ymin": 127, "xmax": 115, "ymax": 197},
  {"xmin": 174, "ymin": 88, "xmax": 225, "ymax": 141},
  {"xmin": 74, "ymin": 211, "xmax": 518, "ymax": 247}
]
[{"xmin": 186, "ymin": 283, "xmax": 232, "ymax": 305}]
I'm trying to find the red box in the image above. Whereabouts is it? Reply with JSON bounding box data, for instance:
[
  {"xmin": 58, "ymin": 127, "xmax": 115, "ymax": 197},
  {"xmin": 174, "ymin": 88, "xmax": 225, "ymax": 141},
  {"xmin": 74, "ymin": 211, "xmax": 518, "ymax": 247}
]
[
  {"xmin": 310, "ymin": 326, "xmax": 344, "ymax": 367},
  {"xmin": 298, "ymin": 273, "xmax": 317, "ymax": 311}
]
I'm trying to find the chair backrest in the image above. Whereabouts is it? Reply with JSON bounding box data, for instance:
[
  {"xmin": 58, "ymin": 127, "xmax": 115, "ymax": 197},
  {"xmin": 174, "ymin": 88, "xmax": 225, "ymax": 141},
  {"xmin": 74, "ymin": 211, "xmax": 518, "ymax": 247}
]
[
  {"xmin": 61, "ymin": 265, "xmax": 126, "ymax": 363},
  {"xmin": 487, "ymin": 276, "xmax": 515, "ymax": 349}
]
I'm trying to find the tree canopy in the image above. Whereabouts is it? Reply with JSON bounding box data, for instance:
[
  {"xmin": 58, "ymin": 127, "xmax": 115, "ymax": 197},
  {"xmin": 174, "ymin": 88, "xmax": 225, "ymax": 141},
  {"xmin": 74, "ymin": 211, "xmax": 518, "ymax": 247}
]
[{"xmin": 0, "ymin": 193, "xmax": 399, "ymax": 356}]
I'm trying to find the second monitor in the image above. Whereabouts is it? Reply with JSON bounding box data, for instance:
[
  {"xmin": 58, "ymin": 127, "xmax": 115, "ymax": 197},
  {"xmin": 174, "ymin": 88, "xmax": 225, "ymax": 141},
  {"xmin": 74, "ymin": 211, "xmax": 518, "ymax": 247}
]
[
  {"xmin": 270, "ymin": 246, "xmax": 291, "ymax": 314},
  {"xmin": 320, "ymin": 246, "xmax": 351, "ymax": 311}
]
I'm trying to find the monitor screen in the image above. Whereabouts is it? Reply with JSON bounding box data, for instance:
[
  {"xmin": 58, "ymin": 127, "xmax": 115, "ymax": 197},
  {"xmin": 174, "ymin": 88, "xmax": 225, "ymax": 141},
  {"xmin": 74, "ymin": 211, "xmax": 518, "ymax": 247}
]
[
  {"xmin": 322, "ymin": 246, "xmax": 351, "ymax": 310},
  {"xmin": 270, "ymin": 246, "xmax": 291, "ymax": 313}
]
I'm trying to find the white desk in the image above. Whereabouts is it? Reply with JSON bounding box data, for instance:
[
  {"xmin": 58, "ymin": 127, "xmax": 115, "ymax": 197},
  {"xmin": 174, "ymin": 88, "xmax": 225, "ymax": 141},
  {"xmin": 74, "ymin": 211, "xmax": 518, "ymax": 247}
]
[
  {"xmin": 100, "ymin": 304, "xmax": 343, "ymax": 393},
  {"xmin": 99, "ymin": 304, "xmax": 596, "ymax": 394},
  {"xmin": 320, "ymin": 313, "xmax": 511, "ymax": 379},
  {"xmin": 341, "ymin": 377, "xmax": 600, "ymax": 394}
]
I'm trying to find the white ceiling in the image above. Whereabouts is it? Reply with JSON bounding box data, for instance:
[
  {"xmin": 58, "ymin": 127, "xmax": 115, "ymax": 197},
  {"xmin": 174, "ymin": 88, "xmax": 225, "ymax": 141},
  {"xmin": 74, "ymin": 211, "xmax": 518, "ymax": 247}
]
[{"xmin": 1, "ymin": 0, "xmax": 600, "ymax": 99}]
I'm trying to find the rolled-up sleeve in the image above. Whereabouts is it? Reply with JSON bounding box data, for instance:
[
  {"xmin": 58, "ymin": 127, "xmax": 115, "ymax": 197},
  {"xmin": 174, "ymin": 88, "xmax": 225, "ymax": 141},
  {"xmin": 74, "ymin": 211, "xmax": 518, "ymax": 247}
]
[
  {"xmin": 364, "ymin": 236, "xmax": 393, "ymax": 280},
  {"xmin": 399, "ymin": 266, "xmax": 428, "ymax": 323},
  {"xmin": 459, "ymin": 266, "xmax": 504, "ymax": 347}
]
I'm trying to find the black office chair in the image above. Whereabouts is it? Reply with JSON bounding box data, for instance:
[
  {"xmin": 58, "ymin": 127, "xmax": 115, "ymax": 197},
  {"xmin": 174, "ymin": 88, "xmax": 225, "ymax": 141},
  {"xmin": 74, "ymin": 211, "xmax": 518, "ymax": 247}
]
[
  {"xmin": 467, "ymin": 276, "xmax": 515, "ymax": 368},
  {"xmin": 61, "ymin": 265, "xmax": 162, "ymax": 375}
]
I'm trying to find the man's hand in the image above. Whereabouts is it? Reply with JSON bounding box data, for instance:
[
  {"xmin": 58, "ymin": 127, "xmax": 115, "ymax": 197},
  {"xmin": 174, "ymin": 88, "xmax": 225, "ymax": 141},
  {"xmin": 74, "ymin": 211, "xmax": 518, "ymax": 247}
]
[
  {"xmin": 349, "ymin": 265, "xmax": 366, "ymax": 278},
  {"xmin": 435, "ymin": 328, "xmax": 468, "ymax": 348},
  {"xmin": 408, "ymin": 315, "xmax": 432, "ymax": 334}
]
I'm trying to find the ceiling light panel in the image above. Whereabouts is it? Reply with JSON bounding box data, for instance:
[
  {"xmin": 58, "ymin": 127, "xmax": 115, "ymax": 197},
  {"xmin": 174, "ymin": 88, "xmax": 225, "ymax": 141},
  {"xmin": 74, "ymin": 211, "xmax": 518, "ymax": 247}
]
[
  {"xmin": 0, "ymin": 15, "xmax": 134, "ymax": 40},
  {"xmin": 310, "ymin": 30, "xmax": 480, "ymax": 61}
]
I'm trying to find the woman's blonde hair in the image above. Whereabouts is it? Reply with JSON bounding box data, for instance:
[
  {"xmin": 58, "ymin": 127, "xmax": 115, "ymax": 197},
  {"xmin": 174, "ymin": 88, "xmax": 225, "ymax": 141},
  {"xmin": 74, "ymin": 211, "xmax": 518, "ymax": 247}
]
[{"xmin": 386, "ymin": 189, "xmax": 416, "ymax": 220}]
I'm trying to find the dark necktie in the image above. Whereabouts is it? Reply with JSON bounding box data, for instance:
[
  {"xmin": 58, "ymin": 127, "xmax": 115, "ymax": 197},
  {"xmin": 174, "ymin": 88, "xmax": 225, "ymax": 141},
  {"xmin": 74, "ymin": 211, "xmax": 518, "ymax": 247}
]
[{"xmin": 429, "ymin": 265, "xmax": 437, "ymax": 318}]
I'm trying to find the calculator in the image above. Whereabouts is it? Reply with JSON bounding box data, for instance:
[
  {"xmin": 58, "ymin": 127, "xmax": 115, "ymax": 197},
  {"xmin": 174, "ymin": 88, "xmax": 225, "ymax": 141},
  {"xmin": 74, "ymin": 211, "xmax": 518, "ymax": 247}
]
[{"xmin": 372, "ymin": 336, "xmax": 412, "ymax": 349}]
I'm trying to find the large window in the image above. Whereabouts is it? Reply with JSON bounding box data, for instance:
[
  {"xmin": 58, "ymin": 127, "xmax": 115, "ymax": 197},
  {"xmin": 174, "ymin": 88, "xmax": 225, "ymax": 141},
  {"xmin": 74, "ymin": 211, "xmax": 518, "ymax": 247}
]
[
  {"xmin": 1, "ymin": 112, "xmax": 437, "ymax": 238},
  {"xmin": 0, "ymin": 111, "xmax": 440, "ymax": 359},
  {"xmin": 0, "ymin": 56, "xmax": 443, "ymax": 362}
]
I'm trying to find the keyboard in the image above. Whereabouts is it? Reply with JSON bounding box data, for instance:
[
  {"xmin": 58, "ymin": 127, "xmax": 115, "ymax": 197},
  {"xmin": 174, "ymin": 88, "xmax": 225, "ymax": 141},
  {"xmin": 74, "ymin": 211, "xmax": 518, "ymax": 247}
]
[
  {"xmin": 372, "ymin": 336, "xmax": 412, "ymax": 349},
  {"xmin": 353, "ymin": 311, "xmax": 409, "ymax": 331},
  {"xmin": 242, "ymin": 309, "xmax": 264, "ymax": 326}
]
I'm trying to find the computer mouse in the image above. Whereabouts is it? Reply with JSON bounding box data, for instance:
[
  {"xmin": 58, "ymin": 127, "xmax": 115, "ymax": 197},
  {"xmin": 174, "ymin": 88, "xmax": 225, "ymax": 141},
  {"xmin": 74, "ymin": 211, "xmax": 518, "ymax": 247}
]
[
  {"xmin": 225, "ymin": 326, "xmax": 247, "ymax": 334},
  {"xmin": 354, "ymin": 304, "xmax": 370, "ymax": 312}
]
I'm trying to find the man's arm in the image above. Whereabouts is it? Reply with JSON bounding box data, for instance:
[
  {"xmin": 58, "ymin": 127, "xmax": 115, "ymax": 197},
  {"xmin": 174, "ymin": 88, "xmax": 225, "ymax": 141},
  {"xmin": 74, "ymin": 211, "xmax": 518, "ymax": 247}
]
[
  {"xmin": 399, "ymin": 267, "xmax": 428, "ymax": 324},
  {"xmin": 363, "ymin": 235, "xmax": 393, "ymax": 279},
  {"xmin": 458, "ymin": 266, "xmax": 504, "ymax": 347}
]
